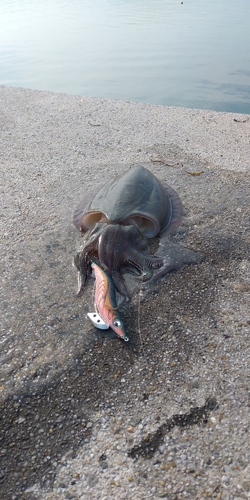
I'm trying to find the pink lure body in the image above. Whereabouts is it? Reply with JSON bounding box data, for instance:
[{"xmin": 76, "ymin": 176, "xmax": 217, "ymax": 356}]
[{"xmin": 91, "ymin": 261, "xmax": 128, "ymax": 341}]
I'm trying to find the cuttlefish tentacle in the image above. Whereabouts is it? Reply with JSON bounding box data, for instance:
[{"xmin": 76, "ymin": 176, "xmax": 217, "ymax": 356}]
[
  {"xmin": 110, "ymin": 271, "xmax": 131, "ymax": 303},
  {"xmin": 142, "ymin": 256, "xmax": 175, "ymax": 283},
  {"xmin": 124, "ymin": 251, "xmax": 174, "ymax": 284},
  {"xmin": 74, "ymin": 245, "xmax": 93, "ymax": 295},
  {"xmin": 123, "ymin": 252, "xmax": 153, "ymax": 281}
]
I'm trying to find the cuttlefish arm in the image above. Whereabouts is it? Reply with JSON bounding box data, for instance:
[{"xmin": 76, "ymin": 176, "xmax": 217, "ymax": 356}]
[{"xmin": 74, "ymin": 223, "xmax": 108, "ymax": 294}]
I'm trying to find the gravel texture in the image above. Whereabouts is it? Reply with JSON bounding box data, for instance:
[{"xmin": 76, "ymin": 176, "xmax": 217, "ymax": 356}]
[{"xmin": 0, "ymin": 86, "xmax": 249, "ymax": 500}]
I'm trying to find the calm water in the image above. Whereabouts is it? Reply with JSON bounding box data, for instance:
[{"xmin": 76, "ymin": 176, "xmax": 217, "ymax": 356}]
[{"xmin": 1, "ymin": 0, "xmax": 250, "ymax": 113}]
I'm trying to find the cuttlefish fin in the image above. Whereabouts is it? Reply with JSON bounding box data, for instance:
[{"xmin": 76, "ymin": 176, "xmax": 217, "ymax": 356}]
[{"xmin": 160, "ymin": 184, "xmax": 183, "ymax": 237}]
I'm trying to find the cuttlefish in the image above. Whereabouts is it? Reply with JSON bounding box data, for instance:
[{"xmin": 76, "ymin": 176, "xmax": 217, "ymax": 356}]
[{"xmin": 73, "ymin": 165, "xmax": 185, "ymax": 302}]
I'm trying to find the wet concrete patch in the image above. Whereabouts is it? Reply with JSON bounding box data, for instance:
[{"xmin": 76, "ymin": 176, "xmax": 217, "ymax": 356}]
[{"xmin": 128, "ymin": 398, "xmax": 218, "ymax": 459}]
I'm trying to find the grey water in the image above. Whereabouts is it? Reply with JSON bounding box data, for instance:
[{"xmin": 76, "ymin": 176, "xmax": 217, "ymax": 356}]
[{"xmin": 1, "ymin": 0, "xmax": 250, "ymax": 113}]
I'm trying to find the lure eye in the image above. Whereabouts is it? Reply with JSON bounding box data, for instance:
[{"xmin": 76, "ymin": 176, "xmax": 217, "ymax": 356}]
[{"xmin": 113, "ymin": 319, "xmax": 121, "ymax": 328}]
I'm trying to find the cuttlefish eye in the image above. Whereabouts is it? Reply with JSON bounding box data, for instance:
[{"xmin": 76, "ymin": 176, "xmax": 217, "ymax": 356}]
[{"xmin": 113, "ymin": 319, "xmax": 122, "ymax": 328}]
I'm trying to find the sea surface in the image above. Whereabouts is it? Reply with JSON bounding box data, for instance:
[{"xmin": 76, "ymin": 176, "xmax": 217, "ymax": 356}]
[{"xmin": 1, "ymin": 0, "xmax": 250, "ymax": 113}]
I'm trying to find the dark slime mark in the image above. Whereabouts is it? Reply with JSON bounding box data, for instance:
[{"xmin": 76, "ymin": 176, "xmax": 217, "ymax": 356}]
[{"xmin": 128, "ymin": 398, "xmax": 218, "ymax": 459}]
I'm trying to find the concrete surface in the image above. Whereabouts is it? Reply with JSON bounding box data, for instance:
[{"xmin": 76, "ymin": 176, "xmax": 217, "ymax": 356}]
[{"xmin": 0, "ymin": 86, "xmax": 249, "ymax": 500}]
